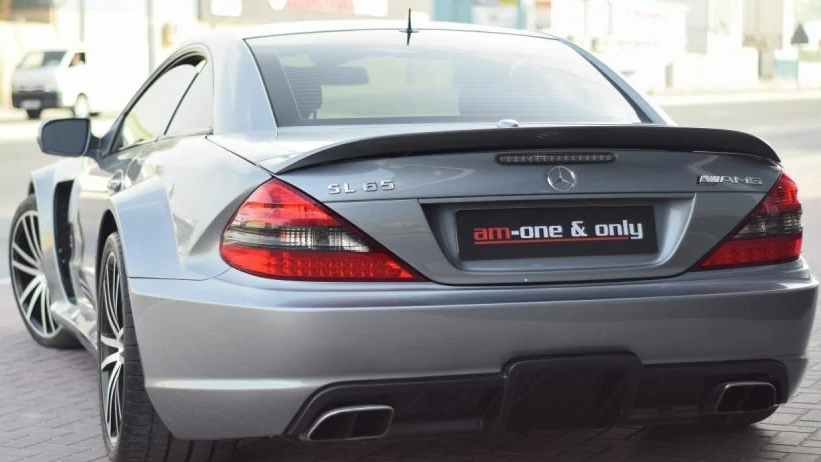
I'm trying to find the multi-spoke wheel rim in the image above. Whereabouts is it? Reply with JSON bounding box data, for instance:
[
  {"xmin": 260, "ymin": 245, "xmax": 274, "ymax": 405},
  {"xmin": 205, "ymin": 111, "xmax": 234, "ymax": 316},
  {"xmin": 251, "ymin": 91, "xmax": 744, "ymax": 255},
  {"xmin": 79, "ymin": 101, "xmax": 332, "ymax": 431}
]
[
  {"xmin": 10, "ymin": 210, "xmax": 60, "ymax": 338},
  {"xmin": 100, "ymin": 252, "xmax": 124, "ymax": 446}
]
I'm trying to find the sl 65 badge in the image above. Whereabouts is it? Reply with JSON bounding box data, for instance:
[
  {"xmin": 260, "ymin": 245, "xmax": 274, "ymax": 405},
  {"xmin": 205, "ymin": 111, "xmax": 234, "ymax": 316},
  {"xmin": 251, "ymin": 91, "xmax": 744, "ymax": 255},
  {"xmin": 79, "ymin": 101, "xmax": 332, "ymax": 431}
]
[{"xmin": 328, "ymin": 180, "xmax": 395, "ymax": 195}]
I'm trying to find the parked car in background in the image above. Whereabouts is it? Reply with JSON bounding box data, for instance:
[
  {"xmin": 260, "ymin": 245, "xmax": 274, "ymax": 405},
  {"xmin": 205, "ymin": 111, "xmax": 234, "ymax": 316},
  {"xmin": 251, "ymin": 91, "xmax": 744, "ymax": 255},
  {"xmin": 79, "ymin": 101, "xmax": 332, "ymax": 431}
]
[{"xmin": 11, "ymin": 47, "xmax": 99, "ymax": 120}]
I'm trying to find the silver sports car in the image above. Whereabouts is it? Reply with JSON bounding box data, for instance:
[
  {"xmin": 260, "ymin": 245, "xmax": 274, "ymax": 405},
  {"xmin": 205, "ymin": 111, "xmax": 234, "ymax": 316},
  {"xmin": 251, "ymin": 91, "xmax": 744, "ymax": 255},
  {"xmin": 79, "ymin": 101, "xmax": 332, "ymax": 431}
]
[{"xmin": 9, "ymin": 20, "xmax": 818, "ymax": 462}]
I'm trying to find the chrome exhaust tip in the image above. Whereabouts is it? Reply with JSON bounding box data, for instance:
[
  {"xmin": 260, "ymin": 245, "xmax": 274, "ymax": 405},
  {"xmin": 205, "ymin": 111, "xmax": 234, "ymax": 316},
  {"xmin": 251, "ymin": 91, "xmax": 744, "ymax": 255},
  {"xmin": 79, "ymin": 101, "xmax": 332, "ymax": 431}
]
[
  {"xmin": 711, "ymin": 381, "xmax": 777, "ymax": 414},
  {"xmin": 301, "ymin": 405, "xmax": 394, "ymax": 442}
]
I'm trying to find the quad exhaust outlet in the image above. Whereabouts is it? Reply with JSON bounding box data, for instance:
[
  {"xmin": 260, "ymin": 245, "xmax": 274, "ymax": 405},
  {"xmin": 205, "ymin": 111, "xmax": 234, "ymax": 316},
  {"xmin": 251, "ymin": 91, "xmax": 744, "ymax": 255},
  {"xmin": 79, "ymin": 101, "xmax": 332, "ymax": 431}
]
[{"xmin": 302, "ymin": 405, "xmax": 394, "ymax": 442}]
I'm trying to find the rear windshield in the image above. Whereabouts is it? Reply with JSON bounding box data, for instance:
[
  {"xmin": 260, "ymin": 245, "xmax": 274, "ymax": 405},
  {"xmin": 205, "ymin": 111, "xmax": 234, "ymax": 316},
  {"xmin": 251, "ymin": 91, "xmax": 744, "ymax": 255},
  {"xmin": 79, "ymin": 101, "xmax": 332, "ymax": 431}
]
[
  {"xmin": 17, "ymin": 51, "xmax": 66, "ymax": 69},
  {"xmin": 247, "ymin": 30, "xmax": 642, "ymax": 127}
]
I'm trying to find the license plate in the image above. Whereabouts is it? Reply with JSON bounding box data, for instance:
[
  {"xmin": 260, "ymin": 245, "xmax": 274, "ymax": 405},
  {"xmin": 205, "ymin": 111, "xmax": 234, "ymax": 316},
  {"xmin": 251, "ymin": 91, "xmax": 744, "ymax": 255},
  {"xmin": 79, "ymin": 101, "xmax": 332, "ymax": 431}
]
[
  {"xmin": 456, "ymin": 206, "xmax": 658, "ymax": 261},
  {"xmin": 21, "ymin": 100, "xmax": 41, "ymax": 110}
]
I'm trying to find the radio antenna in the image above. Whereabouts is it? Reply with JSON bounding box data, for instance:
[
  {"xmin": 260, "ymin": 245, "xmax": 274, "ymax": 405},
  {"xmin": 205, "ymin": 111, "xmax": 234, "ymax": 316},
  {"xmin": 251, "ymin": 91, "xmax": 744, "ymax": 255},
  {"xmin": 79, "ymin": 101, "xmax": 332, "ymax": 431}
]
[{"xmin": 402, "ymin": 8, "xmax": 418, "ymax": 46}]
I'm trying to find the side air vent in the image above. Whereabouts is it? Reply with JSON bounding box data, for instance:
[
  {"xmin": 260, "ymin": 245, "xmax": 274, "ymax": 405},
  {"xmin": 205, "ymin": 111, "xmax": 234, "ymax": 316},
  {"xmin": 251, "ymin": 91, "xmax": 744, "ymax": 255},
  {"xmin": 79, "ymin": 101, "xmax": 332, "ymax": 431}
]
[
  {"xmin": 496, "ymin": 152, "xmax": 615, "ymax": 165},
  {"xmin": 53, "ymin": 182, "xmax": 75, "ymax": 301}
]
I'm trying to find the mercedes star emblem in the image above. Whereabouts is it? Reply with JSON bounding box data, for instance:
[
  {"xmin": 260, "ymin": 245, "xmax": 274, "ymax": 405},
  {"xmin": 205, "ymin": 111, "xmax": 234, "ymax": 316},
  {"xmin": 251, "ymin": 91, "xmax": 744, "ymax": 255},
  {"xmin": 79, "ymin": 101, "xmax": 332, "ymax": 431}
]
[{"xmin": 547, "ymin": 166, "xmax": 577, "ymax": 192}]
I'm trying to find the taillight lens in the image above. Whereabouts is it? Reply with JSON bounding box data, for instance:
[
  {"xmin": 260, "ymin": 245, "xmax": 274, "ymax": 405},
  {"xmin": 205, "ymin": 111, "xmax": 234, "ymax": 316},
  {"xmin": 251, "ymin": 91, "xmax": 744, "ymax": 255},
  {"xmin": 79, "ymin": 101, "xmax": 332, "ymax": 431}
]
[
  {"xmin": 220, "ymin": 179, "xmax": 422, "ymax": 281},
  {"xmin": 697, "ymin": 172, "xmax": 802, "ymax": 270}
]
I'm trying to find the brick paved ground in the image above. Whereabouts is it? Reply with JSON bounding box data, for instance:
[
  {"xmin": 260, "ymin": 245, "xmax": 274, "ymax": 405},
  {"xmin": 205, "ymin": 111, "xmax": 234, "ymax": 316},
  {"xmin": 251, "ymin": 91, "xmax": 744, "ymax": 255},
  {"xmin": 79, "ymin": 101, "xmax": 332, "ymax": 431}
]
[{"xmin": 3, "ymin": 281, "xmax": 821, "ymax": 462}]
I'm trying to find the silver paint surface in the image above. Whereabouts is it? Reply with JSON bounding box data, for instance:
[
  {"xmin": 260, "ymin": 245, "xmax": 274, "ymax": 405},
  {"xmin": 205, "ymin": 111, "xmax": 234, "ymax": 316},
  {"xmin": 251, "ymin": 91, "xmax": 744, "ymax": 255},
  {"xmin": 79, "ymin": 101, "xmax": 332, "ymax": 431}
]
[{"xmin": 17, "ymin": 20, "xmax": 816, "ymax": 442}]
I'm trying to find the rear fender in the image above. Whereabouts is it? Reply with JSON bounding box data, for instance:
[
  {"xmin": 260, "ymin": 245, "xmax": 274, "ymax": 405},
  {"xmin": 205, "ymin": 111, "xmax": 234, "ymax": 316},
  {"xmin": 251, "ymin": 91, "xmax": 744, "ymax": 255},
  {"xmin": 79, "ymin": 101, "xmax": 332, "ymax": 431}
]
[
  {"xmin": 105, "ymin": 177, "xmax": 205, "ymax": 280},
  {"xmin": 105, "ymin": 137, "xmax": 271, "ymax": 281}
]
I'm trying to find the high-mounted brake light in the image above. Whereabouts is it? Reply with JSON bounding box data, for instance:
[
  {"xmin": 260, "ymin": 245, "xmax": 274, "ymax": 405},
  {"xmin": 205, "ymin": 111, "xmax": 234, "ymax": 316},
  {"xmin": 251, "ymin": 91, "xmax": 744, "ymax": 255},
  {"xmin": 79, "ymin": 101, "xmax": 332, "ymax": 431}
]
[
  {"xmin": 220, "ymin": 179, "xmax": 422, "ymax": 281},
  {"xmin": 698, "ymin": 172, "xmax": 802, "ymax": 270}
]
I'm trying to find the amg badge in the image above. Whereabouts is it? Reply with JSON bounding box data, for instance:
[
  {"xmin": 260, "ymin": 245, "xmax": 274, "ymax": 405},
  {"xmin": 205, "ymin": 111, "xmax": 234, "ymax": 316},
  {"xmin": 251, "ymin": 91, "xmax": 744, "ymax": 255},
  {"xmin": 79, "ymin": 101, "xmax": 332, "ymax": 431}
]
[{"xmin": 697, "ymin": 175, "xmax": 763, "ymax": 186}]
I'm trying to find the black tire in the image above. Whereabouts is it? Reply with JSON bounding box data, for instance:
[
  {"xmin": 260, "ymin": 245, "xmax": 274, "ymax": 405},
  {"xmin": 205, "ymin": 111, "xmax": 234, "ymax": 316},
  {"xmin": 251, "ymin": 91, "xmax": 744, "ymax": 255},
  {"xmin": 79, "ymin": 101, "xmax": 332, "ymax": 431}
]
[
  {"xmin": 98, "ymin": 232, "xmax": 236, "ymax": 462},
  {"xmin": 8, "ymin": 195, "xmax": 79, "ymax": 349},
  {"xmin": 26, "ymin": 109, "xmax": 42, "ymax": 120}
]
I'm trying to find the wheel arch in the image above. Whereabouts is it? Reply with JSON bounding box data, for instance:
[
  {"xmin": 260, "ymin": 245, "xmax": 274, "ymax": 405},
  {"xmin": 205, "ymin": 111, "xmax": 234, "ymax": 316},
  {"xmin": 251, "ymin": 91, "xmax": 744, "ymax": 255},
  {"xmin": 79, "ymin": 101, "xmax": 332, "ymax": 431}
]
[
  {"xmin": 95, "ymin": 210, "xmax": 119, "ymax": 279},
  {"xmin": 74, "ymin": 92, "xmax": 91, "ymax": 113}
]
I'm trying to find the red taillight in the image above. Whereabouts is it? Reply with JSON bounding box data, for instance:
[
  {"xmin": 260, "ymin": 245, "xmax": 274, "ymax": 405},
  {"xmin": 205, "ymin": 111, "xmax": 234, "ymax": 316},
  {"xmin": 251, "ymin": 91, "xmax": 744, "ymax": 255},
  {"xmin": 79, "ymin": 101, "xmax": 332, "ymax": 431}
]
[
  {"xmin": 698, "ymin": 172, "xmax": 802, "ymax": 270},
  {"xmin": 220, "ymin": 179, "xmax": 422, "ymax": 281}
]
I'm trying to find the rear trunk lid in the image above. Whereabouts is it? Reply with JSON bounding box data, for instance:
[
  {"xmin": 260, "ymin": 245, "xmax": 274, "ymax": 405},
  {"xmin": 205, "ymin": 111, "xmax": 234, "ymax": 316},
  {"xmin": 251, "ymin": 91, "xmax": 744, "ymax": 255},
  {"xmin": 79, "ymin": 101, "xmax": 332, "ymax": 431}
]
[{"xmin": 210, "ymin": 124, "xmax": 781, "ymax": 285}]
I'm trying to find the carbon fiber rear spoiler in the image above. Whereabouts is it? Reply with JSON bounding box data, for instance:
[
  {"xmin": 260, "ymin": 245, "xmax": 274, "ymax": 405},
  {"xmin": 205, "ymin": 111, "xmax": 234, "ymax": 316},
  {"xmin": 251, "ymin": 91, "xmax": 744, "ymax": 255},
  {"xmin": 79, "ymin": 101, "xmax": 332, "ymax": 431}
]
[{"xmin": 277, "ymin": 125, "xmax": 779, "ymax": 173}]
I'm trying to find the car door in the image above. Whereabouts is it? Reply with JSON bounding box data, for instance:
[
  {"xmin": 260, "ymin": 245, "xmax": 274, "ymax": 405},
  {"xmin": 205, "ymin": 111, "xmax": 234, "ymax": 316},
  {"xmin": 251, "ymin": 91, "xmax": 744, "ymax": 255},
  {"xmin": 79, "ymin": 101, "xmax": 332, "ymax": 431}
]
[
  {"xmin": 68, "ymin": 60, "xmax": 201, "ymax": 337},
  {"xmin": 64, "ymin": 52, "xmax": 88, "ymax": 104}
]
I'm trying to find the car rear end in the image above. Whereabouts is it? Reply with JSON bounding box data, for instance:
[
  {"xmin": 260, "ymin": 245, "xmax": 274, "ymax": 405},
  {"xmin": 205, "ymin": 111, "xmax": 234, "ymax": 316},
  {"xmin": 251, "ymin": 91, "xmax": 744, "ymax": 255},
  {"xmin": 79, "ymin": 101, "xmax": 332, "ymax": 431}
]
[{"xmin": 130, "ymin": 26, "xmax": 817, "ymax": 441}]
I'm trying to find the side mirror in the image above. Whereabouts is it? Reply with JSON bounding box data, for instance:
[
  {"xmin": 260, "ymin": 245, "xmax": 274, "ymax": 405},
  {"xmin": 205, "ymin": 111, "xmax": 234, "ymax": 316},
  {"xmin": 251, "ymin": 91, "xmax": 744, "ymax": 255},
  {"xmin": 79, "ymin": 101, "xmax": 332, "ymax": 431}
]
[{"xmin": 38, "ymin": 118, "xmax": 90, "ymax": 157}]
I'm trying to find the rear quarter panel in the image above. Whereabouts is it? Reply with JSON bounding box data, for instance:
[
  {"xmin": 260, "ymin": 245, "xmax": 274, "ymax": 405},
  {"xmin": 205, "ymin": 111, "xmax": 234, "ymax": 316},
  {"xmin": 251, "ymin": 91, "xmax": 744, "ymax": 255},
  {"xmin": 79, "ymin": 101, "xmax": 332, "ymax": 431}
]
[{"xmin": 111, "ymin": 137, "xmax": 269, "ymax": 280}]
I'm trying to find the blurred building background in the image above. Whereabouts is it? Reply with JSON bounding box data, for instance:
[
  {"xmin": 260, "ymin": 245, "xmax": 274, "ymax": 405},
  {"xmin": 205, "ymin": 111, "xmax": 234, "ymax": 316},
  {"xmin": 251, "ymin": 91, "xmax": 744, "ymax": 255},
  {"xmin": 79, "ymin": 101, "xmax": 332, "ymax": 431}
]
[
  {"xmin": 442, "ymin": 0, "xmax": 821, "ymax": 92},
  {"xmin": 0, "ymin": 0, "xmax": 819, "ymax": 109}
]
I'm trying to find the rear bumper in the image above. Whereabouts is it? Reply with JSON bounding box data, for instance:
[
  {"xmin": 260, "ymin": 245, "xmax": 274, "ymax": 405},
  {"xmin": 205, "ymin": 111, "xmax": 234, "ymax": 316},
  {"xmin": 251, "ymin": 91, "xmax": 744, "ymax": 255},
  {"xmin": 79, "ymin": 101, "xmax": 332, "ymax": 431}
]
[
  {"xmin": 11, "ymin": 90, "xmax": 63, "ymax": 109},
  {"xmin": 286, "ymin": 356, "xmax": 792, "ymax": 440},
  {"xmin": 128, "ymin": 260, "xmax": 817, "ymax": 440}
]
